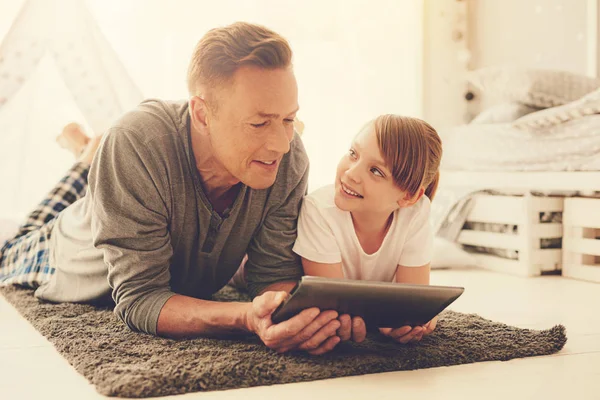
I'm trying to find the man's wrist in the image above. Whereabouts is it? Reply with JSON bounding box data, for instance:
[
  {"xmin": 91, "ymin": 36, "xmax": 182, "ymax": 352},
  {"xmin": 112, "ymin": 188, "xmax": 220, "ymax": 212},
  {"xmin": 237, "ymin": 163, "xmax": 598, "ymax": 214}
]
[{"xmin": 240, "ymin": 301, "xmax": 255, "ymax": 333}]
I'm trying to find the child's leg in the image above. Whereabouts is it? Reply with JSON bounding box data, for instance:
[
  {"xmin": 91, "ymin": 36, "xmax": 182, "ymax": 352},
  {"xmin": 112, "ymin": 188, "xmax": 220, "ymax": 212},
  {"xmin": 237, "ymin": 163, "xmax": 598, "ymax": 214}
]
[
  {"xmin": 13, "ymin": 162, "xmax": 90, "ymax": 238},
  {"xmin": 12, "ymin": 123, "xmax": 99, "ymax": 239},
  {"xmin": 0, "ymin": 124, "xmax": 102, "ymax": 288},
  {"xmin": 0, "ymin": 162, "xmax": 90, "ymax": 287}
]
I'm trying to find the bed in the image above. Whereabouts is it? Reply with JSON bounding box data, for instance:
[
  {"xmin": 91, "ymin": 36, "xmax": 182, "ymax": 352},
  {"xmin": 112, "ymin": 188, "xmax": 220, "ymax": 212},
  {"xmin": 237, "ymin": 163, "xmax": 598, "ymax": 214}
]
[{"xmin": 432, "ymin": 67, "xmax": 600, "ymax": 281}]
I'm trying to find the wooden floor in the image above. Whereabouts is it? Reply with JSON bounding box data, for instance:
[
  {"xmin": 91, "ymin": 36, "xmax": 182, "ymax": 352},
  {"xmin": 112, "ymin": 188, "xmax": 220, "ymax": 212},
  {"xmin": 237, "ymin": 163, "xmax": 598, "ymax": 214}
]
[{"xmin": 2, "ymin": 267, "xmax": 599, "ymax": 400}]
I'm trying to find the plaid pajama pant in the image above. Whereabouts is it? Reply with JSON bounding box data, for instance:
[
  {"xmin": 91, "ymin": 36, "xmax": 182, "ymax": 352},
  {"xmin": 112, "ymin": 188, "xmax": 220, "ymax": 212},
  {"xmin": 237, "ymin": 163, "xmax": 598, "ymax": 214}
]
[{"xmin": 0, "ymin": 163, "xmax": 89, "ymax": 288}]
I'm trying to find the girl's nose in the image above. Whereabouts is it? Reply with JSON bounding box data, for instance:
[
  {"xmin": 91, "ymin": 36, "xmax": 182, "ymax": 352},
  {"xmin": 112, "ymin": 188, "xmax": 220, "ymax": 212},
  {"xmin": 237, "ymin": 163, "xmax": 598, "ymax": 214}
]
[{"xmin": 345, "ymin": 164, "xmax": 361, "ymax": 184}]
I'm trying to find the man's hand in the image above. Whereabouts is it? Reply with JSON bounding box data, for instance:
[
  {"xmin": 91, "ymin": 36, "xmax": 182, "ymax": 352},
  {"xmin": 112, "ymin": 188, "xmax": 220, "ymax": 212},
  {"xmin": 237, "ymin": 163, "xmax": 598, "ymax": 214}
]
[
  {"xmin": 379, "ymin": 316, "xmax": 438, "ymax": 344},
  {"xmin": 336, "ymin": 314, "xmax": 367, "ymax": 343},
  {"xmin": 245, "ymin": 291, "xmax": 341, "ymax": 355}
]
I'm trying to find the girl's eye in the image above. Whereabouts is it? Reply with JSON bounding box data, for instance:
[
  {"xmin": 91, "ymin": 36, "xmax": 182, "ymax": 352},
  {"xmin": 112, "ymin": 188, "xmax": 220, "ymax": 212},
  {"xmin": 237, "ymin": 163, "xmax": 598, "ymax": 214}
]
[
  {"xmin": 251, "ymin": 122, "xmax": 268, "ymax": 128},
  {"xmin": 348, "ymin": 149, "xmax": 357, "ymax": 159},
  {"xmin": 371, "ymin": 168, "xmax": 384, "ymax": 177}
]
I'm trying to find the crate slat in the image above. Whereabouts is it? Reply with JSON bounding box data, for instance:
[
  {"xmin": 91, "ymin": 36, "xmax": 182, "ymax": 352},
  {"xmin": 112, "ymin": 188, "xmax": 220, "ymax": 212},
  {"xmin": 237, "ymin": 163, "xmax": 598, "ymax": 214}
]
[
  {"xmin": 530, "ymin": 249, "xmax": 562, "ymax": 266},
  {"xmin": 457, "ymin": 230, "xmax": 520, "ymax": 250},
  {"xmin": 564, "ymin": 198, "xmax": 600, "ymax": 228},
  {"xmin": 562, "ymin": 262, "xmax": 600, "ymax": 282},
  {"xmin": 530, "ymin": 196, "xmax": 564, "ymax": 211},
  {"xmin": 563, "ymin": 237, "xmax": 600, "ymax": 257},
  {"xmin": 466, "ymin": 195, "xmax": 525, "ymax": 225},
  {"xmin": 530, "ymin": 223, "xmax": 563, "ymax": 237},
  {"xmin": 459, "ymin": 194, "xmax": 564, "ymax": 277}
]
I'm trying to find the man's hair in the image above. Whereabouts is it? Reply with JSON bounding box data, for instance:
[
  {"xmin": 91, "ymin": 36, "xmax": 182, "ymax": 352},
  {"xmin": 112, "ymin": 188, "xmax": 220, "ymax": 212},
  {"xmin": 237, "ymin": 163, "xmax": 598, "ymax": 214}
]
[
  {"xmin": 187, "ymin": 22, "xmax": 293, "ymax": 100},
  {"xmin": 374, "ymin": 115, "xmax": 442, "ymax": 201}
]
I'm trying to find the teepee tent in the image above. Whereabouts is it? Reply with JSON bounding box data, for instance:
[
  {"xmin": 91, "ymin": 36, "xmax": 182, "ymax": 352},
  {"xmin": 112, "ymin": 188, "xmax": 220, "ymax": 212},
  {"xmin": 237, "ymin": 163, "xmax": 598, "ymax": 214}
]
[
  {"xmin": 0, "ymin": 0, "xmax": 142, "ymax": 219},
  {"xmin": 0, "ymin": 0, "xmax": 142, "ymax": 132}
]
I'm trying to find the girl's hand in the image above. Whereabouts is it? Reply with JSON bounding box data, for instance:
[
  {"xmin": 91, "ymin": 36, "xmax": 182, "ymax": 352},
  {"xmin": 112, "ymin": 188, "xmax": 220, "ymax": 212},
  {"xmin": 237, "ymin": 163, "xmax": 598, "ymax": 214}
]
[
  {"xmin": 337, "ymin": 314, "xmax": 367, "ymax": 343},
  {"xmin": 379, "ymin": 316, "xmax": 438, "ymax": 344},
  {"xmin": 421, "ymin": 316, "xmax": 438, "ymax": 336}
]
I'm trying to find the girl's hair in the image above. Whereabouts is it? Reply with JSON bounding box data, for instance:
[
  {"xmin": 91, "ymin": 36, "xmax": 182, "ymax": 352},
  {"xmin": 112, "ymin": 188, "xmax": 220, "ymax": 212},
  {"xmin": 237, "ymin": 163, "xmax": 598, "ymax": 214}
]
[
  {"xmin": 187, "ymin": 22, "xmax": 292, "ymax": 98},
  {"xmin": 374, "ymin": 115, "xmax": 442, "ymax": 201}
]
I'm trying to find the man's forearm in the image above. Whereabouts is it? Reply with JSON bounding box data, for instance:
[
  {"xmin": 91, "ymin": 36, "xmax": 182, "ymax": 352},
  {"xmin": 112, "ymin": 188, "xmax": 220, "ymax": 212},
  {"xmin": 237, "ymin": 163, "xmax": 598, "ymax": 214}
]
[
  {"xmin": 157, "ymin": 281, "xmax": 298, "ymax": 338},
  {"xmin": 156, "ymin": 294, "xmax": 252, "ymax": 339}
]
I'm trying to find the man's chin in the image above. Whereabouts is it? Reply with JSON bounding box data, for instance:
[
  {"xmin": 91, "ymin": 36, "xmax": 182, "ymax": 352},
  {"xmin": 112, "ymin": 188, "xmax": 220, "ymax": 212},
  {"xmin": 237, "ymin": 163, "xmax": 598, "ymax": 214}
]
[{"xmin": 243, "ymin": 175, "xmax": 278, "ymax": 190}]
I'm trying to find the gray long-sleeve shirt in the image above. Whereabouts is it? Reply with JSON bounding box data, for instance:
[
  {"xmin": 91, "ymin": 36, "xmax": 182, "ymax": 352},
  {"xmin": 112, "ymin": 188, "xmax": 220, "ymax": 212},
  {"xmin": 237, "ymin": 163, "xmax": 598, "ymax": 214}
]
[{"xmin": 35, "ymin": 99, "xmax": 308, "ymax": 335}]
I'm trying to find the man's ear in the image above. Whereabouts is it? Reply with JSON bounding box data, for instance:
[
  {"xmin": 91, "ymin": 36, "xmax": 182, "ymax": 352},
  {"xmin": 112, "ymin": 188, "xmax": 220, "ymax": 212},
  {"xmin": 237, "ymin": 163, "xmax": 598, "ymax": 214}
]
[
  {"xmin": 189, "ymin": 96, "xmax": 211, "ymax": 136},
  {"xmin": 397, "ymin": 187, "xmax": 425, "ymax": 208}
]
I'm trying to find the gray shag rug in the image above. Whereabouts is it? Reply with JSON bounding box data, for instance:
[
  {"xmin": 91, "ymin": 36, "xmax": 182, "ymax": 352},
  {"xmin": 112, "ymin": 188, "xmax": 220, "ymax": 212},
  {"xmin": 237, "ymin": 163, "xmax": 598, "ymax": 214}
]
[{"xmin": 1, "ymin": 285, "xmax": 567, "ymax": 398}]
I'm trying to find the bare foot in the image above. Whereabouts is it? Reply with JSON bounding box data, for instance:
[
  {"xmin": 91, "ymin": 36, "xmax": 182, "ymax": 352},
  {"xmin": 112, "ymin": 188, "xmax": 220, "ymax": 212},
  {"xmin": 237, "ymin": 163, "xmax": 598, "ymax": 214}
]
[
  {"xmin": 56, "ymin": 123, "xmax": 90, "ymax": 158},
  {"xmin": 78, "ymin": 135, "xmax": 103, "ymax": 165}
]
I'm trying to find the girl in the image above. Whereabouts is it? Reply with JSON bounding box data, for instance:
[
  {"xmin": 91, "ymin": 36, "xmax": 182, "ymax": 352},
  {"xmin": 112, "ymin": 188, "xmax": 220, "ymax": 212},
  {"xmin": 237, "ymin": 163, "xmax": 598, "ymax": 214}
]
[{"xmin": 292, "ymin": 114, "xmax": 442, "ymax": 345}]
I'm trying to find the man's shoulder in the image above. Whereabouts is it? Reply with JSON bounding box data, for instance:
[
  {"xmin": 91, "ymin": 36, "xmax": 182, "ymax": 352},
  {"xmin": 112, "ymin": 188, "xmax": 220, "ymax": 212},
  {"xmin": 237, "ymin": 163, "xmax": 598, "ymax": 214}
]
[{"xmin": 109, "ymin": 99, "xmax": 188, "ymax": 144}]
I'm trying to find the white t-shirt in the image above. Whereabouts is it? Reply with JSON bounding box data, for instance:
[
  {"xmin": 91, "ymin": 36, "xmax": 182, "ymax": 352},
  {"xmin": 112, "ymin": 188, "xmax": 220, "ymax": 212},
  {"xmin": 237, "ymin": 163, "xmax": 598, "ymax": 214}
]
[{"xmin": 292, "ymin": 184, "xmax": 433, "ymax": 282}]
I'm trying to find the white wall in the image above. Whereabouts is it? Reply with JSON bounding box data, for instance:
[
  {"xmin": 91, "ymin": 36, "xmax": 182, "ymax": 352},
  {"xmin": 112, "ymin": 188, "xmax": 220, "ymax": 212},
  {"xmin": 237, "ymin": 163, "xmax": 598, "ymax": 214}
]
[
  {"xmin": 0, "ymin": 0, "xmax": 423, "ymax": 219},
  {"xmin": 468, "ymin": 0, "xmax": 590, "ymax": 75},
  {"xmin": 423, "ymin": 0, "xmax": 596, "ymax": 128}
]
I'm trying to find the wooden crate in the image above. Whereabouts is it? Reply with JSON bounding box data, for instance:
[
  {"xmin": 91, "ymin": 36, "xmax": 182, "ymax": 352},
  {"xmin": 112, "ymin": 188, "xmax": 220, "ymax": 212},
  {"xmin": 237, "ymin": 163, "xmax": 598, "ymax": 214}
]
[
  {"xmin": 457, "ymin": 193, "xmax": 563, "ymax": 276},
  {"xmin": 562, "ymin": 198, "xmax": 600, "ymax": 283}
]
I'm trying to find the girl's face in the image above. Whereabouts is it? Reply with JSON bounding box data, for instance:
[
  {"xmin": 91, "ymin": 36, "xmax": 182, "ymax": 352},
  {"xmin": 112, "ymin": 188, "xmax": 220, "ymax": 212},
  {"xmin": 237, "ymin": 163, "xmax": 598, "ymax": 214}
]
[{"xmin": 334, "ymin": 126, "xmax": 413, "ymax": 215}]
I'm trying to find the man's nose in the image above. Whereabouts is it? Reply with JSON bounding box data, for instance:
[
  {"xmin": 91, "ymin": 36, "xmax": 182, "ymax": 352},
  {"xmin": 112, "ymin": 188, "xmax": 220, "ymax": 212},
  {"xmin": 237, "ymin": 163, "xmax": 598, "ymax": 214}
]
[{"xmin": 266, "ymin": 124, "xmax": 292, "ymax": 154}]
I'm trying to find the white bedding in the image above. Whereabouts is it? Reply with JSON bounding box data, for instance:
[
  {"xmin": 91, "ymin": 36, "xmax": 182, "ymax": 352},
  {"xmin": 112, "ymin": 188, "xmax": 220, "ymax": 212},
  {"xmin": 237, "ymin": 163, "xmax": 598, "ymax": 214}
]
[
  {"xmin": 440, "ymin": 114, "xmax": 600, "ymax": 172},
  {"xmin": 0, "ymin": 218, "xmax": 19, "ymax": 246}
]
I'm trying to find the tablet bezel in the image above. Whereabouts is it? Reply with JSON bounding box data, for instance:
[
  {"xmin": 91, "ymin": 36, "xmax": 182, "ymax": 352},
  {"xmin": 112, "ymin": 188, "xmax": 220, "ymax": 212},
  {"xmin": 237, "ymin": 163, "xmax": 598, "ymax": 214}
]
[{"xmin": 271, "ymin": 276, "xmax": 464, "ymax": 327}]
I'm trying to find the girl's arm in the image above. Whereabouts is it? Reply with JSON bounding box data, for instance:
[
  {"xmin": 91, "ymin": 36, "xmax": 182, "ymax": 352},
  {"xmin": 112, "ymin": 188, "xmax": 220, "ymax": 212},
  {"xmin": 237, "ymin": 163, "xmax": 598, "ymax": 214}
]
[
  {"xmin": 389, "ymin": 263, "xmax": 436, "ymax": 341},
  {"xmin": 394, "ymin": 263, "xmax": 431, "ymax": 285},
  {"xmin": 301, "ymin": 258, "xmax": 344, "ymax": 279}
]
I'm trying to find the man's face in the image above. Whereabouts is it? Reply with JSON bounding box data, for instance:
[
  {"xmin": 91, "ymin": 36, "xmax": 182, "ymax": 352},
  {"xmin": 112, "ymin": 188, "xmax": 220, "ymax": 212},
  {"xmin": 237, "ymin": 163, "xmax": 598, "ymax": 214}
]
[{"xmin": 206, "ymin": 65, "xmax": 299, "ymax": 189}]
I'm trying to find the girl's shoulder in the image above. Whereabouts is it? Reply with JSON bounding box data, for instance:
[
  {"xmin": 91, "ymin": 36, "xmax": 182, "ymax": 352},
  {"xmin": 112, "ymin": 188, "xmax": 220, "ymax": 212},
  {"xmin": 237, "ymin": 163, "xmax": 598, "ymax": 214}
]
[
  {"xmin": 305, "ymin": 184, "xmax": 337, "ymax": 210},
  {"xmin": 395, "ymin": 194, "xmax": 431, "ymax": 223},
  {"xmin": 304, "ymin": 184, "xmax": 348, "ymax": 222}
]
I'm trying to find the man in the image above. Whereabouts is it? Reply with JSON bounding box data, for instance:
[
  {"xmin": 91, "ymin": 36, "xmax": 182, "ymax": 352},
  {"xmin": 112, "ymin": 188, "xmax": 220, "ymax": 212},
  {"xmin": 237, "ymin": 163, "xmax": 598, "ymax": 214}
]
[{"xmin": 0, "ymin": 22, "xmax": 341, "ymax": 355}]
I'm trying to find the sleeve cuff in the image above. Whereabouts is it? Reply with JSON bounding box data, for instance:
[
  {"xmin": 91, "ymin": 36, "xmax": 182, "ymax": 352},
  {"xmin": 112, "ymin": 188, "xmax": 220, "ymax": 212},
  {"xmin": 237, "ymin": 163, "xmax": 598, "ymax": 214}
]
[
  {"xmin": 293, "ymin": 243, "xmax": 341, "ymax": 264},
  {"xmin": 117, "ymin": 290, "xmax": 176, "ymax": 336},
  {"xmin": 398, "ymin": 256, "xmax": 432, "ymax": 267}
]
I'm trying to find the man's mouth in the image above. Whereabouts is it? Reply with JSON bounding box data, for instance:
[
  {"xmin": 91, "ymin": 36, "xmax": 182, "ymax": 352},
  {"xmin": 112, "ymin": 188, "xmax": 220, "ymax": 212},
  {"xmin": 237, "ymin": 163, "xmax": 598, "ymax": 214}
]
[
  {"xmin": 253, "ymin": 159, "xmax": 278, "ymax": 171},
  {"xmin": 341, "ymin": 182, "xmax": 363, "ymax": 198}
]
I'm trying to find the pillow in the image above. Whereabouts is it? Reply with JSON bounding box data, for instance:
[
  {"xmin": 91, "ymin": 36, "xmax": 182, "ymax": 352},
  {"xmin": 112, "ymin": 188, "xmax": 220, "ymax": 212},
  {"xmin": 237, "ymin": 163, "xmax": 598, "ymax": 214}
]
[
  {"xmin": 513, "ymin": 87, "xmax": 600, "ymax": 129},
  {"xmin": 468, "ymin": 66, "xmax": 600, "ymax": 108},
  {"xmin": 471, "ymin": 102, "xmax": 541, "ymax": 124},
  {"xmin": 430, "ymin": 237, "xmax": 476, "ymax": 269}
]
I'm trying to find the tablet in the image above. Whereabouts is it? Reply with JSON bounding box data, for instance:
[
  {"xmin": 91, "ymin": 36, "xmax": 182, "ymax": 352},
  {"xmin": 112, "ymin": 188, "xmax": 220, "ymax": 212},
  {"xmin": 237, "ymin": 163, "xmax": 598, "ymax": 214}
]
[{"xmin": 271, "ymin": 276, "xmax": 464, "ymax": 328}]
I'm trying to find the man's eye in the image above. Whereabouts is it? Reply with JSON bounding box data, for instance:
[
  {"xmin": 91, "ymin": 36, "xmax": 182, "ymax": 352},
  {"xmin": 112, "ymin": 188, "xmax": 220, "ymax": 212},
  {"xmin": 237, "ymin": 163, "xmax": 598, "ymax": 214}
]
[
  {"xmin": 251, "ymin": 122, "xmax": 268, "ymax": 128},
  {"xmin": 284, "ymin": 119, "xmax": 295, "ymax": 124},
  {"xmin": 371, "ymin": 168, "xmax": 384, "ymax": 177}
]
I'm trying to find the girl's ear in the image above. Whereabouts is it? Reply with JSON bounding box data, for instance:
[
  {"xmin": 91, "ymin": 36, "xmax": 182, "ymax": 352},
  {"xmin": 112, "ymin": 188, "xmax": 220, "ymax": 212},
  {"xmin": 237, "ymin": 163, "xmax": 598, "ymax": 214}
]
[{"xmin": 397, "ymin": 187, "xmax": 425, "ymax": 208}]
